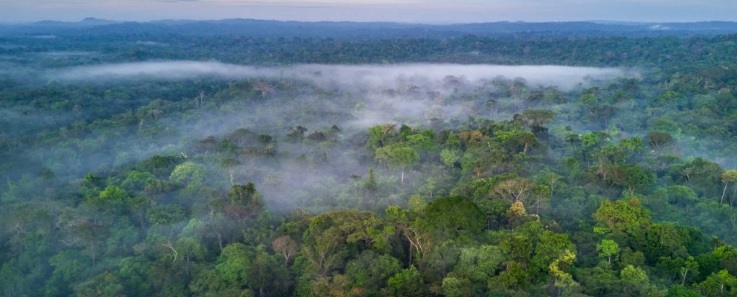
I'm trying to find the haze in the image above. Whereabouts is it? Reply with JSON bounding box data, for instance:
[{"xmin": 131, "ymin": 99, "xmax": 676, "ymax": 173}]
[
  {"xmin": 1, "ymin": 0, "xmax": 735, "ymax": 23},
  {"xmin": 50, "ymin": 62, "xmax": 627, "ymax": 91},
  {"xmin": 14, "ymin": 60, "xmax": 628, "ymax": 209}
]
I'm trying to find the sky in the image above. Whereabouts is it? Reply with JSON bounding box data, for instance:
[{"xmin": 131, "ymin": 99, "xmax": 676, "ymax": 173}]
[{"xmin": 0, "ymin": 0, "xmax": 734, "ymax": 24}]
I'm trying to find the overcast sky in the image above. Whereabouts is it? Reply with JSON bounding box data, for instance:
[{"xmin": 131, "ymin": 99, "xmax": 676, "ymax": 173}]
[{"xmin": 0, "ymin": 0, "xmax": 734, "ymax": 24}]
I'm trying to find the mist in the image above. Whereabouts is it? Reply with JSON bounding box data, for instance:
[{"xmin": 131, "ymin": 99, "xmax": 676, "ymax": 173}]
[
  {"xmin": 29, "ymin": 61, "xmax": 634, "ymax": 209},
  {"xmin": 51, "ymin": 61, "xmax": 628, "ymax": 91}
]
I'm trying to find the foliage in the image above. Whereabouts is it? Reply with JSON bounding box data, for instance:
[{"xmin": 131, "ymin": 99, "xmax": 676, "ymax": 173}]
[{"xmin": 3, "ymin": 22, "xmax": 737, "ymax": 297}]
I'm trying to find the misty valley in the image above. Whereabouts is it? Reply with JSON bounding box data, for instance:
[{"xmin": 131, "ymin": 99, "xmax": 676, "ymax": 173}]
[{"xmin": 2, "ymin": 20, "xmax": 737, "ymax": 297}]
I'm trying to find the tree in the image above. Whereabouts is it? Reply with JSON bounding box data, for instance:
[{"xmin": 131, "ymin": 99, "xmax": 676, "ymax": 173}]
[
  {"xmin": 136, "ymin": 155, "xmax": 182, "ymax": 179},
  {"xmin": 385, "ymin": 206, "xmax": 430, "ymax": 266},
  {"xmin": 189, "ymin": 267, "xmax": 241, "ymax": 297},
  {"xmin": 442, "ymin": 277, "xmax": 472, "ymax": 297},
  {"xmin": 121, "ymin": 170, "xmax": 157, "ymax": 192},
  {"xmin": 508, "ymin": 201, "xmax": 527, "ymax": 223},
  {"xmin": 288, "ymin": 126, "xmax": 308, "ymax": 141},
  {"xmin": 302, "ymin": 210, "xmax": 383, "ymax": 276},
  {"xmin": 216, "ymin": 243, "xmax": 252, "ymax": 288},
  {"xmin": 681, "ymin": 256, "xmax": 700, "ymax": 286},
  {"xmin": 169, "ymin": 161, "xmax": 207, "ymax": 195},
  {"xmin": 224, "ymin": 183, "xmax": 263, "ymax": 222},
  {"xmin": 593, "ymin": 198, "xmax": 651, "ymax": 236},
  {"xmin": 85, "ymin": 185, "xmax": 129, "ymax": 216},
  {"xmin": 492, "ymin": 177, "xmax": 533, "ymax": 203},
  {"xmin": 696, "ymin": 269, "xmax": 737, "ymax": 296},
  {"xmin": 620, "ymin": 265, "xmax": 649, "ymax": 295},
  {"xmin": 721, "ymin": 170, "xmax": 737, "ymax": 204},
  {"xmin": 252, "ymin": 80, "xmax": 273, "ymax": 97},
  {"xmin": 597, "ymin": 239, "xmax": 620, "ymax": 264},
  {"xmin": 646, "ymin": 131, "xmax": 674, "ymax": 150},
  {"xmin": 73, "ymin": 273, "xmax": 125, "ymax": 297},
  {"xmin": 528, "ymin": 184, "xmax": 551, "ymax": 216},
  {"xmin": 520, "ymin": 109, "xmax": 555, "ymax": 130},
  {"xmin": 364, "ymin": 168, "xmax": 377, "ymax": 192},
  {"xmin": 386, "ymin": 266, "xmax": 425, "ymax": 297},
  {"xmin": 549, "ymin": 249, "xmax": 578, "ymax": 296},
  {"xmin": 272, "ymin": 235, "xmax": 298, "ymax": 265},
  {"xmin": 680, "ymin": 157, "xmax": 723, "ymax": 198},
  {"xmin": 494, "ymin": 129, "xmax": 538, "ymax": 155},
  {"xmin": 344, "ymin": 251, "xmax": 402, "ymax": 294},
  {"xmin": 616, "ymin": 164, "xmax": 655, "ymax": 195},
  {"xmin": 221, "ymin": 158, "xmax": 241, "ymax": 186},
  {"xmin": 440, "ymin": 149, "xmax": 461, "ymax": 168},
  {"xmin": 248, "ymin": 245, "xmax": 289, "ymax": 297},
  {"xmin": 452, "ymin": 245, "xmax": 505, "ymax": 294},
  {"xmin": 374, "ymin": 144, "xmax": 419, "ymax": 185},
  {"xmin": 406, "ymin": 131, "xmax": 436, "ymax": 157},
  {"xmin": 367, "ymin": 124, "xmax": 397, "ymax": 149},
  {"xmin": 422, "ymin": 196, "xmax": 485, "ymax": 240}
]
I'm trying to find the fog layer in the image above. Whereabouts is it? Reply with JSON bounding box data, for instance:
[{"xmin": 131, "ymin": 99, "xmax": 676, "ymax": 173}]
[
  {"xmin": 29, "ymin": 60, "xmax": 636, "ymax": 210},
  {"xmin": 51, "ymin": 61, "xmax": 627, "ymax": 91}
]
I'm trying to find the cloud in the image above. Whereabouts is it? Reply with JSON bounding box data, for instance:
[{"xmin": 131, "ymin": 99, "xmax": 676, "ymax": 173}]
[
  {"xmin": 51, "ymin": 61, "xmax": 262, "ymax": 80},
  {"xmin": 50, "ymin": 61, "xmax": 627, "ymax": 91}
]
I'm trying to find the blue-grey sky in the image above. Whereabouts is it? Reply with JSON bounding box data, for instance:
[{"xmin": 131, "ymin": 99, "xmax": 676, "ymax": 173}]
[{"xmin": 0, "ymin": 0, "xmax": 734, "ymax": 23}]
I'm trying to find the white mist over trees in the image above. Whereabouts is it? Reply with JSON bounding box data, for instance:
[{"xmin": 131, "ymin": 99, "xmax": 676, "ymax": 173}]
[
  {"xmin": 51, "ymin": 61, "xmax": 627, "ymax": 92},
  {"xmin": 29, "ymin": 61, "xmax": 628, "ymax": 210}
]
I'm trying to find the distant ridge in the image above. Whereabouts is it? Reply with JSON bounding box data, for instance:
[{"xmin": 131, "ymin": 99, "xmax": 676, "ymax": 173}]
[{"xmin": 2, "ymin": 18, "xmax": 737, "ymax": 38}]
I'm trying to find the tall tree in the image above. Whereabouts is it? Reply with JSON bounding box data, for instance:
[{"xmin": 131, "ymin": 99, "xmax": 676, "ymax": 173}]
[
  {"xmin": 374, "ymin": 144, "xmax": 419, "ymax": 185},
  {"xmin": 721, "ymin": 170, "xmax": 737, "ymax": 204}
]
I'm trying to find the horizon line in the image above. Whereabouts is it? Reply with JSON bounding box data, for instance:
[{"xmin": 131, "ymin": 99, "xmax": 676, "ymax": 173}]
[{"xmin": 3, "ymin": 17, "xmax": 737, "ymax": 26}]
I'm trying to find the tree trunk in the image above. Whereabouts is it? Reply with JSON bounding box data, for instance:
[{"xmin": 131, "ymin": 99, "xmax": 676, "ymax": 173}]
[
  {"xmin": 681, "ymin": 269, "xmax": 688, "ymax": 286},
  {"xmin": 721, "ymin": 183, "xmax": 728, "ymax": 204}
]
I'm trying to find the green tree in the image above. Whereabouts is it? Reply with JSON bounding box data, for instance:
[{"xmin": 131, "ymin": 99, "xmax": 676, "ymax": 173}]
[
  {"xmin": 451, "ymin": 245, "xmax": 505, "ymax": 294},
  {"xmin": 344, "ymin": 251, "xmax": 402, "ymax": 295},
  {"xmin": 597, "ymin": 239, "xmax": 620, "ymax": 264},
  {"xmin": 302, "ymin": 210, "xmax": 383, "ymax": 276},
  {"xmin": 593, "ymin": 198, "xmax": 651, "ymax": 236},
  {"xmin": 386, "ymin": 266, "xmax": 425, "ymax": 297},
  {"xmin": 375, "ymin": 144, "xmax": 419, "ymax": 185},
  {"xmin": 696, "ymin": 269, "xmax": 737, "ymax": 297},
  {"xmin": 224, "ymin": 183, "xmax": 263, "ymax": 222},
  {"xmin": 440, "ymin": 149, "xmax": 461, "ymax": 168},
  {"xmin": 86, "ymin": 185, "xmax": 129, "ymax": 216},
  {"xmin": 681, "ymin": 256, "xmax": 700, "ymax": 286},
  {"xmin": 520, "ymin": 108, "xmax": 555, "ymax": 130},
  {"xmin": 549, "ymin": 249, "xmax": 578, "ymax": 296},
  {"xmin": 216, "ymin": 243, "xmax": 253, "ymax": 290},
  {"xmin": 442, "ymin": 277, "xmax": 472, "ymax": 297},
  {"xmin": 169, "ymin": 161, "xmax": 207, "ymax": 196},
  {"xmin": 620, "ymin": 265, "xmax": 649, "ymax": 295},
  {"xmin": 422, "ymin": 196, "xmax": 485, "ymax": 240}
]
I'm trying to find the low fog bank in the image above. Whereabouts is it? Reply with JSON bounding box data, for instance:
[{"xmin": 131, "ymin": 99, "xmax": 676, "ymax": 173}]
[
  {"xmin": 31, "ymin": 61, "xmax": 637, "ymax": 210},
  {"xmin": 50, "ymin": 61, "xmax": 629, "ymax": 91}
]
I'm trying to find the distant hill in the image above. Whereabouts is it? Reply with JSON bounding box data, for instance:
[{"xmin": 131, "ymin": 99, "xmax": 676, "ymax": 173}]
[
  {"xmin": 2, "ymin": 18, "xmax": 118, "ymax": 33},
  {"xmin": 1, "ymin": 18, "xmax": 737, "ymax": 39}
]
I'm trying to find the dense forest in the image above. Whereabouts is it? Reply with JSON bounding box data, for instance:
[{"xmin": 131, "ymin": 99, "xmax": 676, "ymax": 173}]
[{"xmin": 3, "ymin": 20, "xmax": 737, "ymax": 296}]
